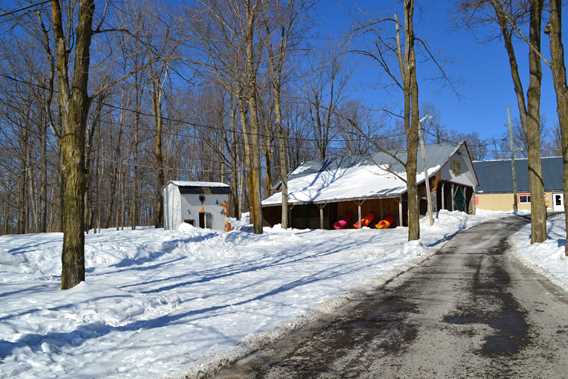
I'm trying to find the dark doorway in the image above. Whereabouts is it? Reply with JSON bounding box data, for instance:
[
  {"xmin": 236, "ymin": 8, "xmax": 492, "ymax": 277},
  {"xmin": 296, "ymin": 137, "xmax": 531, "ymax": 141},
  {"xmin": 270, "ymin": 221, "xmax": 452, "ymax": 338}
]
[
  {"xmin": 454, "ymin": 187, "xmax": 466, "ymax": 212},
  {"xmin": 199, "ymin": 212, "xmax": 205, "ymax": 228}
]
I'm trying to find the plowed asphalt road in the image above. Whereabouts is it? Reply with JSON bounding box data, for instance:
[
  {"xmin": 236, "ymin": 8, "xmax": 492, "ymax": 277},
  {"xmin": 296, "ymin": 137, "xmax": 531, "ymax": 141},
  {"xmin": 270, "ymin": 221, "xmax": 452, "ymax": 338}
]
[{"xmin": 213, "ymin": 217, "xmax": 568, "ymax": 378}]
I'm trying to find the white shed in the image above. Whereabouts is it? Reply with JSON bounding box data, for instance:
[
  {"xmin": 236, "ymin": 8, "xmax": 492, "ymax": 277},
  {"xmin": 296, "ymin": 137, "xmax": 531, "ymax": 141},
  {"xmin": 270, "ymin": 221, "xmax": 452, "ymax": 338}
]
[{"xmin": 162, "ymin": 181, "xmax": 230, "ymax": 231}]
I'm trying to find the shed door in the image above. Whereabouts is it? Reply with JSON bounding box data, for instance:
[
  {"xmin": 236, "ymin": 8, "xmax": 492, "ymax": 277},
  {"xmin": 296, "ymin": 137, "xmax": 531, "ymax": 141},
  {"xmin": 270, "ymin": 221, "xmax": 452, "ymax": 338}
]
[{"xmin": 199, "ymin": 212, "xmax": 205, "ymax": 228}]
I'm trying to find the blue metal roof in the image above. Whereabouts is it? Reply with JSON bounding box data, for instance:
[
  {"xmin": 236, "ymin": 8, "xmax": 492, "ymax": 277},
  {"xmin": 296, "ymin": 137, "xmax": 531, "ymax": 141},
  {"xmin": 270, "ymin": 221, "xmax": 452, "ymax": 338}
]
[{"xmin": 473, "ymin": 157, "xmax": 563, "ymax": 193}]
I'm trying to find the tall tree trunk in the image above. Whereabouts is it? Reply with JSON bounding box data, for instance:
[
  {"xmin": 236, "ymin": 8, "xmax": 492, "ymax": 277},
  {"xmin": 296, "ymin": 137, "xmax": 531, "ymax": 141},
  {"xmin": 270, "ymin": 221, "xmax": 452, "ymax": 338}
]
[
  {"xmin": 152, "ymin": 78, "xmax": 165, "ymax": 228},
  {"xmin": 230, "ymin": 105, "xmax": 240, "ymax": 218},
  {"xmin": 246, "ymin": 81, "xmax": 263, "ymax": 234},
  {"xmin": 547, "ymin": 0, "xmax": 568, "ymax": 254},
  {"xmin": 264, "ymin": 123, "xmax": 273, "ymax": 196},
  {"xmin": 245, "ymin": 4, "xmax": 263, "ymax": 234},
  {"xmin": 239, "ymin": 98, "xmax": 254, "ymax": 222},
  {"xmin": 131, "ymin": 79, "xmax": 141, "ymax": 229},
  {"xmin": 28, "ymin": 141, "xmax": 38, "ymax": 232},
  {"xmin": 403, "ymin": 0, "xmax": 420, "ymax": 241},
  {"xmin": 526, "ymin": 0, "xmax": 547, "ymax": 243},
  {"xmin": 57, "ymin": 140, "xmax": 64, "ymax": 232},
  {"xmin": 40, "ymin": 110, "xmax": 48, "ymax": 233},
  {"xmin": 105, "ymin": 163, "xmax": 117, "ymax": 228},
  {"xmin": 18, "ymin": 122, "xmax": 30, "ymax": 234},
  {"xmin": 275, "ymin": 92, "xmax": 289, "ymax": 229},
  {"xmin": 51, "ymin": 0, "xmax": 95, "ymax": 289},
  {"xmin": 491, "ymin": 0, "xmax": 546, "ymax": 243},
  {"xmin": 93, "ymin": 121, "xmax": 101, "ymax": 233},
  {"xmin": 105, "ymin": 115, "xmax": 124, "ymax": 228}
]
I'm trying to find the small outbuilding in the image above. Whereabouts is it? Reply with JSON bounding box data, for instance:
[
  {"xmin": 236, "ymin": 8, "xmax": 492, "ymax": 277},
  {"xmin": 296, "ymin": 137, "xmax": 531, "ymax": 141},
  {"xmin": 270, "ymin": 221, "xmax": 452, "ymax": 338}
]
[{"xmin": 163, "ymin": 181, "xmax": 230, "ymax": 230}]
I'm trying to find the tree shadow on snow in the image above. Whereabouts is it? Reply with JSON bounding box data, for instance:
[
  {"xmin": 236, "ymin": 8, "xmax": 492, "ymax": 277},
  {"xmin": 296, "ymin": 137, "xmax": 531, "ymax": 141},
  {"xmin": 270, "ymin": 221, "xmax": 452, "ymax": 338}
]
[
  {"xmin": 0, "ymin": 284, "xmax": 54, "ymax": 299},
  {"xmin": 121, "ymin": 238, "xmax": 365, "ymax": 294},
  {"xmin": 110, "ymin": 233, "xmax": 217, "ymax": 269},
  {"xmin": 0, "ymin": 263, "xmax": 360, "ymax": 360}
]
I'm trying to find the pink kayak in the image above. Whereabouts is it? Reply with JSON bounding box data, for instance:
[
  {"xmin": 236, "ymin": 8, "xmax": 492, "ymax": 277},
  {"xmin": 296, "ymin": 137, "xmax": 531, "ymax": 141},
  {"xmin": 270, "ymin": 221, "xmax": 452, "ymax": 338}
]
[{"xmin": 333, "ymin": 219, "xmax": 349, "ymax": 230}]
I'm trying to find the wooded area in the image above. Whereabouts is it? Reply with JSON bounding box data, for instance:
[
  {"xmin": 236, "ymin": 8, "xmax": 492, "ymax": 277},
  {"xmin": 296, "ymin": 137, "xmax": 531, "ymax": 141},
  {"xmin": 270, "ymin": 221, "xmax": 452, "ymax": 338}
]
[{"xmin": 1, "ymin": 0, "xmax": 567, "ymax": 288}]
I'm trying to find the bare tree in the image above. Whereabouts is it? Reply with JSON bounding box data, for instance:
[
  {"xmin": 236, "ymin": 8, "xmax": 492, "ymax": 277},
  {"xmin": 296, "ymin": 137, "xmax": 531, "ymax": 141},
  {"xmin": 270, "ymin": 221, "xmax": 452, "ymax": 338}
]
[
  {"xmin": 307, "ymin": 50, "xmax": 347, "ymax": 161},
  {"xmin": 461, "ymin": 0, "xmax": 547, "ymax": 243},
  {"xmin": 189, "ymin": 0, "xmax": 266, "ymax": 233},
  {"xmin": 350, "ymin": 0, "xmax": 422, "ymax": 240},
  {"xmin": 546, "ymin": 0, "xmax": 568, "ymax": 254},
  {"xmin": 50, "ymin": 0, "xmax": 96, "ymax": 289},
  {"xmin": 263, "ymin": 0, "xmax": 306, "ymax": 229}
]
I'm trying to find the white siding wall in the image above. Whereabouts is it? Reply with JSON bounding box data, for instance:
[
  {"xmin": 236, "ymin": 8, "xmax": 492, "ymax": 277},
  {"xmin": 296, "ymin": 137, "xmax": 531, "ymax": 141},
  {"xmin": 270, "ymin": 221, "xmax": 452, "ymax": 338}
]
[
  {"xmin": 180, "ymin": 193, "xmax": 228, "ymax": 230},
  {"xmin": 163, "ymin": 183, "xmax": 228, "ymax": 230}
]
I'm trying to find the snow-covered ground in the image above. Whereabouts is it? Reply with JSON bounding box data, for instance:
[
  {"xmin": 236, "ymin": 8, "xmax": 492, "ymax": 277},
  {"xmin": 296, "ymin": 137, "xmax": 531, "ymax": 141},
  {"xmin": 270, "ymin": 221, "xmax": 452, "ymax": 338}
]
[
  {"xmin": 510, "ymin": 214, "xmax": 568, "ymax": 291},
  {"xmin": 0, "ymin": 210, "xmax": 507, "ymax": 379}
]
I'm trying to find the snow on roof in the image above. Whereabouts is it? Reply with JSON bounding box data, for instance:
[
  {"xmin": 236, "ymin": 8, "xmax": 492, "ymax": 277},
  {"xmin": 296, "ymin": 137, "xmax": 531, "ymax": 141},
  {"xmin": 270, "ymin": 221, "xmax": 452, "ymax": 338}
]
[
  {"xmin": 263, "ymin": 143, "xmax": 461, "ymax": 206},
  {"xmin": 169, "ymin": 180, "xmax": 229, "ymax": 188}
]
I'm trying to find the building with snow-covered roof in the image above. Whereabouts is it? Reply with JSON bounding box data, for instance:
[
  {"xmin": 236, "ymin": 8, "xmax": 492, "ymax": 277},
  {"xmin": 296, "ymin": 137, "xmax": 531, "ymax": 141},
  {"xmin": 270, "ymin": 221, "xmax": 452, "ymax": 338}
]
[
  {"xmin": 262, "ymin": 142, "xmax": 478, "ymax": 229},
  {"xmin": 473, "ymin": 157, "xmax": 563, "ymax": 212},
  {"xmin": 163, "ymin": 181, "xmax": 230, "ymax": 230}
]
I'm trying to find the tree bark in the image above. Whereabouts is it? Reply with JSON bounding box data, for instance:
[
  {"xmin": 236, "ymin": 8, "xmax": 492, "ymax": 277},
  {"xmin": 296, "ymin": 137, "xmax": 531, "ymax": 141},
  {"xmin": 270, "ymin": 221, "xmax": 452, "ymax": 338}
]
[
  {"xmin": 51, "ymin": 0, "xmax": 95, "ymax": 289},
  {"xmin": 245, "ymin": 1, "xmax": 263, "ymax": 234},
  {"xmin": 39, "ymin": 107, "xmax": 48, "ymax": 233},
  {"xmin": 152, "ymin": 77, "xmax": 165, "ymax": 228},
  {"xmin": 131, "ymin": 74, "xmax": 142, "ymax": 230},
  {"xmin": 264, "ymin": 6, "xmax": 292, "ymax": 229},
  {"xmin": 547, "ymin": 0, "xmax": 568, "ymax": 254},
  {"xmin": 526, "ymin": 0, "xmax": 547, "ymax": 243},
  {"xmin": 238, "ymin": 98, "xmax": 252, "ymax": 218},
  {"xmin": 230, "ymin": 104, "xmax": 240, "ymax": 218},
  {"xmin": 275, "ymin": 92, "xmax": 289, "ymax": 229},
  {"xmin": 17, "ymin": 119, "xmax": 30, "ymax": 234},
  {"xmin": 491, "ymin": 0, "xmax": 546, "ymax": 243},
  {"xmin": 403, "ymin": 0, "xmax": 420, "ymax": 241},
  {"xmin": 264, "ymin": 120, "xmax": 274, "ymax": 197}
]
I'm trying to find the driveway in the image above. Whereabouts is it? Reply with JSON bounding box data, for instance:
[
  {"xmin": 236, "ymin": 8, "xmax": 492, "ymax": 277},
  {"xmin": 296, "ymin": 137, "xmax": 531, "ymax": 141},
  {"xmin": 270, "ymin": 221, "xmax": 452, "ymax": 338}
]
[{"xmin": 214, "ymin": 217, "xmax": 568, "ymax": 378}]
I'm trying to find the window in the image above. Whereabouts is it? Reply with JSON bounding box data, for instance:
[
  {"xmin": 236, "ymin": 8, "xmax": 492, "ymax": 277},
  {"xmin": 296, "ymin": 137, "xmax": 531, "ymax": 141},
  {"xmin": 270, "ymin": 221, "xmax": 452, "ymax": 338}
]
[{"xmin": 519, "ymin": 194, "xmax": 531, "ymax": 203}]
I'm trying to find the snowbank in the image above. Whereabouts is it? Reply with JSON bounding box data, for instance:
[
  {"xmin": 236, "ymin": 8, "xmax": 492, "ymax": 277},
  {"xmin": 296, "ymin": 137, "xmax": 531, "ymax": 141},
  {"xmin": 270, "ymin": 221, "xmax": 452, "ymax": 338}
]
[
  {"xmin": 510, "ymin": 214, "xmax": 568, "ymax": 291},
  {"xmin": 0, "ymin": 211, "xmax": 506, "ymax": 379}
]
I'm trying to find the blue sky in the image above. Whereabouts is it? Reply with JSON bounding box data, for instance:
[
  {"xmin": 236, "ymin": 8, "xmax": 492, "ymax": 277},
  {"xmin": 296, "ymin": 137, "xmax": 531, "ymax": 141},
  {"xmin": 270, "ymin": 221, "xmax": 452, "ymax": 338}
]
[
  {"xmin": 0, "ymin": 0, "xmax": 563, "ymax": 141},
  {"xmin": 310, "ymin": 0, "xmax": 564, "ymax": 140}
]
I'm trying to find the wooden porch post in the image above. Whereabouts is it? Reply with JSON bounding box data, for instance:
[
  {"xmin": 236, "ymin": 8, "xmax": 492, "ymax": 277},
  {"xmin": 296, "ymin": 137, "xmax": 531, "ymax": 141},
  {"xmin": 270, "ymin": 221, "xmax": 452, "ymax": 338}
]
[
  {"xmin": 318, "ymin": 204, "xmax": 326, "ymax": 229},
  {"xmin": 451, "ymin": 183, "xmax": 455, "ymax": 211},
  {"xmin": 441, "ymin": 182, "xmax": 445, "ymax": 210},
  {"xmin": 398, "ymin": 196, "xmax": 403, "ymax": 227},
  {"xmin": 357, "ymin": 201, "xmax": 366, "ymax": 229}
]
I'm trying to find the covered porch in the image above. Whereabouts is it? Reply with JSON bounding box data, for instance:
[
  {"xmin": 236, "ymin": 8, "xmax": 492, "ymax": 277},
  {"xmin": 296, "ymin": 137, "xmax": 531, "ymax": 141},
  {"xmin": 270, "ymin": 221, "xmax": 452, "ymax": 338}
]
[
  {"xmin": 262, "ymin": 196, "xmax": 402, "ymax": 230},
  {"xmin": 263, "ymin": 179, "xmax": 474, "ymax": 230}
]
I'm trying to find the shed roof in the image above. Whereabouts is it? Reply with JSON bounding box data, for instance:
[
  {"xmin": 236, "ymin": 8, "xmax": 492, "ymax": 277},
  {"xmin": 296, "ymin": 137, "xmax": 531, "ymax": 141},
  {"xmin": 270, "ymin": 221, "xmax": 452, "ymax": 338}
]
[
  {"xmin": 168, "ymin": 180, "xmax": 229, "ymax": 188},
  {"xmin": 262, "ymin": 142, "xmax": 467, "ymax": 206},
  {"xmin": 473, "ymin": 157, "xmax": 562, "ymax": 194}
]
